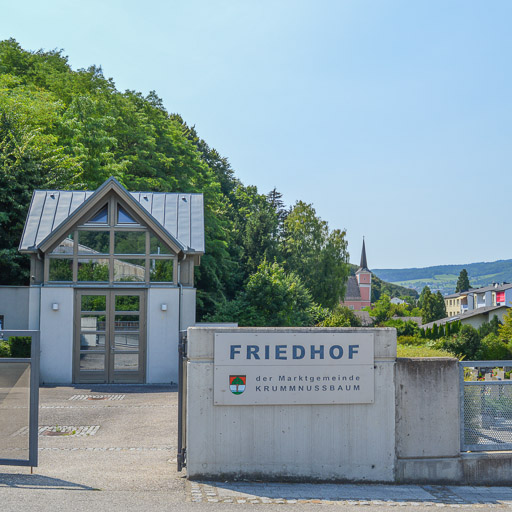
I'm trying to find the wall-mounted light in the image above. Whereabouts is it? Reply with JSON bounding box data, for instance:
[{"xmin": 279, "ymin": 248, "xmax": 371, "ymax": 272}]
[
  {"xmin": 161, "ymin": 304, "xmax": 168, "ymax": 312},
  {"xmin": 52, "ymin": 303, "xmax": 59, "ymax": 311}
]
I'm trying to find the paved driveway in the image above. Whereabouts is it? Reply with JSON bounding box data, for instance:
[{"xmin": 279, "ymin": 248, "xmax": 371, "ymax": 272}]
[
  {"xmin": 1, "ymin": 385, "xmax": 512, "ymax": 511},
  {"xmin": 0, "ymin": 384, "xmax": 185, "ymax": 510}
]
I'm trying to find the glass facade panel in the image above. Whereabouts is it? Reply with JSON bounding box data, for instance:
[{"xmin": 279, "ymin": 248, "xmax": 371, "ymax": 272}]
[
  {"xmin": 117, "ymin": 206, "xmax": 137, "ymax": 224},
  {"xmin": 149, "ymin": 233, "xmax": 172, "ymax": 255},
  {"xmin": 114, "ymin": 232, "xmax": 145, "ymax": 254},
  {"xmin": 79, "ymin": 353, "xmax": 105, "ymax": 371},
  {"xmin": 51, "ymin": 233, "xmax": 74, "ymax": 254},
  {"xmin": 115, "ymin": 295, "xmax": 140, "ymax": 312},
  {"xmin": 78, "ymin": 231, "xmax": 109, "ymax": 254},
  {"xmin": 77, "ymin": 259, "xmax": 109, "ymax": 282},
  {"xmin": 114, "ymin": 333, "xmax": 139, "ymax": 350},
  {"xmin": 150, "ymin": 259, "xmax": 174, "ymax": 282},
  {"xmin": 80, "ymin": 333, "xmax": 106, "ymax": 350},
  {"xmin": 80, "ymin": 315, "xmax": 106, "ymax": 331},
  {"xmin": 114, "ymin": 353, "xmax": 138, "ymax": 371},
  {"xmin": 88, "ymin": 205, "xmax": 108, "ymax": 224},
  {"xmin": 49, "ymin": 258, "xmax": 73, "ymax": 281},
  {"xmin": 115, "ymin": 315, "xmax": 139, "ymax": 331},
  {"xmin": 81, "ymin": 295, "xmax": 107, "ymax": 312},
  {"xmin": 113, "ymin": 259, "xmax": 145, "ymax": 282}
]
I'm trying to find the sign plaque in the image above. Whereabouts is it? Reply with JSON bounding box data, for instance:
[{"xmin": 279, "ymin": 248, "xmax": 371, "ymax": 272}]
[{"xmin": 214, "ymin": 332, "xmax": 374, "ymax": 405}]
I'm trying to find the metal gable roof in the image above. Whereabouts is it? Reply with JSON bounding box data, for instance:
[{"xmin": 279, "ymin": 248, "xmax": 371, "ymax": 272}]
[{"xmin": 19, "ymin": 186, "xmax": 205, "ymax": 254}]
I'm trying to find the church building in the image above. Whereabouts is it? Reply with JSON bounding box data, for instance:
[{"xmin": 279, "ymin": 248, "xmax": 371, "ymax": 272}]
[{"xmin": 341, "ymin": 239, "xmax": 372, "ymax": 311}]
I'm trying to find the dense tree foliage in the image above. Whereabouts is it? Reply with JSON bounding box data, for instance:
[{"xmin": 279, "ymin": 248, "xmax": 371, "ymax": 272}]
[
  {"xmin": 0, "ymin": 39, "xmax": 356, "ymax": 325},
  {"xmin": 419, "ymin": 286, "xmax": 446, "ymax": 324},
  {"xmin": 206, "ymin": 261, "xmax": 320, "ymax": 326},
  {"xmin": 317, "ymin": 305, "xmax": 361, "ymax": 327}
]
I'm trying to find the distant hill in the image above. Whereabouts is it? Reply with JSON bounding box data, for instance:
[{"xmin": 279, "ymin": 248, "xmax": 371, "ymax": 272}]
[{"xmin": 372, "ymin": 259, "xmax": 512, "ymax": 295}]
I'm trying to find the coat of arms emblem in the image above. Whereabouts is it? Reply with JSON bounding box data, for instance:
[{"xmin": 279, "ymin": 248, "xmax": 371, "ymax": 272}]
[{"xmin": 229, "ymin": 375, "xmax": 246, "ymax": 395}]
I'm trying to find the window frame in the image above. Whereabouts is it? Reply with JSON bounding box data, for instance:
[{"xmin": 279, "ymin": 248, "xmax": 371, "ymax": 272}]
[{"xmin": 45, "ymin": 197, "xmax": 178, "ymax": 285}]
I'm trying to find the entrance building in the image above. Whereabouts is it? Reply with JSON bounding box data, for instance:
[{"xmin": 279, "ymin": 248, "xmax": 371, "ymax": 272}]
[{"xmin": 15, "ymin": 177, "xmax": 204, "ymax": 384}]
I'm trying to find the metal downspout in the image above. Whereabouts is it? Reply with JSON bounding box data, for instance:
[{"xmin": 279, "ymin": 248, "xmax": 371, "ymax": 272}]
[{"xmin": 177, "ymin": 253, "xmax": 188, "ymax": 470}]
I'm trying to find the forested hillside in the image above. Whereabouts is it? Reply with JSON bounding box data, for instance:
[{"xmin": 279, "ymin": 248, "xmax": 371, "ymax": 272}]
[
  {"xmin": 0, "ymin": 39, "xmax": 357, "ymax": 324},
  {"xmin": 373, "ymin": 260, "xmax": 512, "ymax": 295}
]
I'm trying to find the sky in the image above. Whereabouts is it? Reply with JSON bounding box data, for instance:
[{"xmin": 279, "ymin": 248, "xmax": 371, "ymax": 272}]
[{"xmin": 1, "ymin": 0, "xmax": 511, "ymax": 269}]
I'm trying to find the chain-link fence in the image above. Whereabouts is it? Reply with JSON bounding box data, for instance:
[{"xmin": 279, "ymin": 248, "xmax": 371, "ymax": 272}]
[{"xmin": 460, "ymin": 361, "xmax": 512, "ymax": 452}]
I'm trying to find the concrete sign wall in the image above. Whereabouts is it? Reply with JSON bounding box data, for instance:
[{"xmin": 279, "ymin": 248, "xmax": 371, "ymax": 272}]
[
  {"xmin": 186, "ymin": 327, "xmax": 396, "ymax": 482},
  {"xmin": 214, "ymin": 332, "xmax": 374, "ymax": 405}
]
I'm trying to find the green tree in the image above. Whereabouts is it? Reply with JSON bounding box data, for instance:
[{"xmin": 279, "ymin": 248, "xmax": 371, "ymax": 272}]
[
  {"xmin": 282, "ymin": 201, "xmax": 349, "ymax": 309},
  {"xmin": 442, "ymin": 324, "xmax": 481, "ymax": 359},
  {"xmin": 0, "ymin": 73, "xmax": 81, "ymax": 284},
  {"xmin": 499, "ymin": 309, "xmax": 512, "ymax": 343},
  {"xmin": 207, "ymin": 261, "xmax": 319, "ymax": 327},
  {"xmin": 434, "ymin": 291, "xmax": 447, "ymax": 319},
  {"xmin": 455, "ymin": 269, "xmax": 471, "ymax": 293},
  {"xmin": 369, "ymin": 294, "xmax": 393, "ymax": 324},
  {"xmin": 317, "ymin": 305, "xmax": 361, "ymax": 327},
  {"xmin": 475, "ymin": 333, "xmax": 510, "ymax": 360},
  {"xmin": 421, "ymin": 287, "xmax": 447, "ymax": 323},
  {"xmin": 383, "ymin": 318, "xmax": 419, "ymax": 337},
  {"xmin": 478, "ymin": 315, "xmax": 501, "ymax": 339}
]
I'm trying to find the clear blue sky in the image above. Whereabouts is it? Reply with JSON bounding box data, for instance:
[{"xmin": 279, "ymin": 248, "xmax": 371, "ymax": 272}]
[{"xmin": 2, "ymin": 1, "xmax": 511, "ymax": 269}]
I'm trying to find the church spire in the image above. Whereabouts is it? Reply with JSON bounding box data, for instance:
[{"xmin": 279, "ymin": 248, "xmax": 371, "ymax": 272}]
[{"xmin": 359, "ymin": 237, "xmax": 369, "ymax": 271}]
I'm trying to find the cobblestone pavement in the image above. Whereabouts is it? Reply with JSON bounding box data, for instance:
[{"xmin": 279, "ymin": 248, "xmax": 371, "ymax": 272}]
[{"xmin": 187, "ymin": 481, "xmax": 512, "ymax": 507}]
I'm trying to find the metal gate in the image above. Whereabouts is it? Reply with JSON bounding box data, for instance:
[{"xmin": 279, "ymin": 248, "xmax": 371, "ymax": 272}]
[
  {"xmin": 0, "ymin": 330, "xmax": 40, "ymax": 468},
  {"xmin": 177, "ymin": 330, "xmax": 187, "ymax": 471},
  {"xmin": 460, "ymin": 360, "xmax": 512, "ymax": 452}
]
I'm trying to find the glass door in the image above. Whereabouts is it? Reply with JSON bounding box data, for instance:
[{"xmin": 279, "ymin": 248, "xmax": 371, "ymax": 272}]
[
  {"xmin": 74, "ymin": 290, "xmax": 146, "ymax": 383},
  {"xmin": 110, "ymin": 291, "xmax": 145, "ymax": 383}
]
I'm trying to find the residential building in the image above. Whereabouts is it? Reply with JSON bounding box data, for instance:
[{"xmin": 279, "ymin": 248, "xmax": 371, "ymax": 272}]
[
  {"xmin": 444, "ymin": 292, "xmax": 467, "ymax": 317},
  {"xmin": 444, "ymin": 283, "xmax": 512, "ymax": 316},
  {"xmin": 422, "ymin": 304, "xmax": 509, "ymax": 331}
]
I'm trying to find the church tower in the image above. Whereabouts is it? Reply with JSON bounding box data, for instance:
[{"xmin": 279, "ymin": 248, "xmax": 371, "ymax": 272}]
[
  {"xmin": 340, "ymin": 238, "xmax": 372, "ymax": 311},
  {"xmin": 355, "ymin": 238, "xmax": 371, "ymax": 307}
]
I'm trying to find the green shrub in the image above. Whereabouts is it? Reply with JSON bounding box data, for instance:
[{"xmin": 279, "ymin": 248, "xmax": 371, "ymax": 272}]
[
  {"xmin": 475, "ymin": 333, "xmax": 511, "ymax": 360},
  {"xmin": 397, "ymin": 335, "xmax": 425, "ymax": 346},
  {"xmin": 9, "ymin": 337, "xmax": 31, "ymax": 358},
  {"xmin": 0, "ymin": 341, "xmax": 10, "ymax": 358},
  {"xmin": 397, "ymin": 345, "xmax": 456, "ymax": 358},
  {"xmin": 384, "ymin": 318, "xmax": 419, "ymax": 337},
  {"xmin": 317, "ymin": 305, "xmax": 361, "ymax": 327},
  {"xmin": 439, "ymin": 325, "xmax": 481, "ymax": 359}
]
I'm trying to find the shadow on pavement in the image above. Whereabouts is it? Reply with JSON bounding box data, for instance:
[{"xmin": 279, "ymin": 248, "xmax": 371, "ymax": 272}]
[
  {"xmin": 0, "ymin": 473, "xmax": 98, "ymax": 491},
  {"xmin": 42, "ymin": 384, "xmax": 177, "ymax": 394}
]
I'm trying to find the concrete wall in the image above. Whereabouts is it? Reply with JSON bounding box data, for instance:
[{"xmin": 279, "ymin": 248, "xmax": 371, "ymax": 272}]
[
  {"xmin": 0, "ymin": 286, "xmax": 30, "ymax": 329},
  {"xmin": 39, "ymin": 287, "xmax": 74, "ymax": 384},
  {"xmin": 395, "ymin": 358, "xmax": 462, "ymax": 483},
  {"xmin": 185, "ymin": 330, "xmax": 512, "ymax": 485},
  {"xmin": 147, "ymin": 288, "xmax": 179, "ymax": 384},
  {"xmin": 460, "ymin": 309, "xmax": 508, "ymax": 330},
  {"xmin": 19, "ymin": 284, "xmax": 195, "ymax": 385},
  {"xmin": 28, "ymin": 287, "xmax": 41, "ymax": 330},
  {"xmin": 181, "ymin": 287, "xmax": 196, "ymax": 332},
  {"xmin": 186, "ymin": 327, "xmax": 397, "ymax": 482}
]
